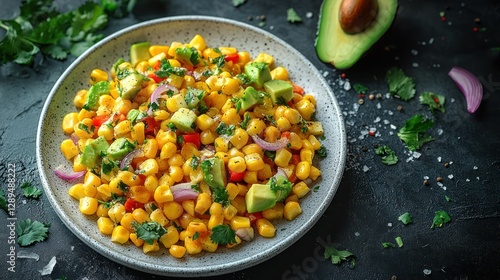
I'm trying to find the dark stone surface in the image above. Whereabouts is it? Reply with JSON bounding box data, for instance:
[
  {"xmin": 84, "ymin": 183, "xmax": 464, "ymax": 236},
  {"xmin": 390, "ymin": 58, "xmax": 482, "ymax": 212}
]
[{"xmin": 1, "ymin": 0, "xmax": 499, "ymax": 279}]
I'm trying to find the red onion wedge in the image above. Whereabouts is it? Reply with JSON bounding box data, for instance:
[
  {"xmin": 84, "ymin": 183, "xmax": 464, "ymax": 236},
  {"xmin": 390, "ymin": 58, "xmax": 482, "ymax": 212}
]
[
  {"xmin": 448, "ymin": 66, "xmax": 483, "ymax": 113},
  {"xmin": 120, "ymin": 149, "xmax": 143, "ymax": 170},
  {"xmin": 170, "ymin": 183, "xmax": 199, "ymax": 202},
  {"xmin": 148, "ymin": 83, "xmax": 178, "ymax": 115},
  {"xmin": 251, "ymin": 135, "xmax": 289, "ymax": 151},
  {"xmin": 235, "ymin": 228, "xmax": 255, "ymax": 242},
  {"xmin": 54, "ymin": 166, "xmax": 86, "ymax": 181}
]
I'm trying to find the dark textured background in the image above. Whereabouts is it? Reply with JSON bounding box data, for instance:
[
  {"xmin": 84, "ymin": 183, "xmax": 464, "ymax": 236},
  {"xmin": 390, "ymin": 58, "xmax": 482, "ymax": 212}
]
[{"xmin": 1, "ymin": 0, "xmax": 499, "ymax": 279}]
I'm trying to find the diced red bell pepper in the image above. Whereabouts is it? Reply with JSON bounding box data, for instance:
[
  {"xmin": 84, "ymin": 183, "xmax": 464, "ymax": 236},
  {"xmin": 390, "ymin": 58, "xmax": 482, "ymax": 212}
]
[
  {"xmin": 281, "ymin": 131, "xmax": 291, "ymax": 139},
  {"xmin": 292, "ymin": 83, "xmax": 304, "ymax": 95},
  {"xmin": 224, "ymin": 53, "xmax": 239, "ymax": 64},
  {"xmin": 181, "ymin": 133, "xmax": 201, "ymax": 149},
  {"xmin": 124, "ymin": 198, "xmax": 144, "ymax": 212},
  {"xmin": 229, "ymin": 170, "xmax": 245, "ymax": 182},
  {"xmin": 246, "ymin": 212, "xmax": 263, "ymax": 224},
  {"xmin": 148, "ymin": 72, "xmax": 163, "ymax": 83},
  {"xmin": 92, "ymin": 115, "xmax": 109, "ymax": 128},
  {"xmin": 142, "ymin": 116, "xmax": 160, "ymax": 135},
  {"xmin": 291, "ymin": 154, "xmax": 301, "ymax": 165}
]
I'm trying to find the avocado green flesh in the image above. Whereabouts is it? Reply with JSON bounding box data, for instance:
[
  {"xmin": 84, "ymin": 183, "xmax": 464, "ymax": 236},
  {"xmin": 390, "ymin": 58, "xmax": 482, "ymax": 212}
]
[
  {"xmin": 244, "ymin": 62, "xmax": 272, "ymax": 89},
  {"xmin": 264, "ymin": 79, "xmax": 293, "ymax": 104},
  {"xmin": 245, "ymin": 183, "xmax": 277, "ymax": 213},
  {"xmin": 130, "ymin": 42, "xmax": 151, "ymax": 67},
  {"xmin": 316, "ymin": 0, "xmax": 398, "ymax": 69},
  {"xmin": 119, "ymin": 72, "xmax": 143, "ymax": 100},
  {"xmin": 170, "ymin": 108, "xmax": 197, "ymax": 133},
  {"xmin": 81, "ymin": 136, "xmax": 110, "ymax": 168},
  {"xmin": 239, "ymin": 86, "xmax": 264, "ymax": 111},
  {"xmin": 210, "ymin": 158, "xmax": 227, "ymax": 189},
  {"xmin": 107, "ymin": 138, "xmax": 135, "ymax": 161}
]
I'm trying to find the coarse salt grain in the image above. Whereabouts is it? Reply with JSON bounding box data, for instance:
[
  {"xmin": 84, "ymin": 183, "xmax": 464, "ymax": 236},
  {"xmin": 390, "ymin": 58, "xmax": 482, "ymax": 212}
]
[
  {"xmin": 448, "ymin": 174, "xmax": 454, "ymax": 179},
  {"xmin": 363, "ymin": 165, "xmax": 370, "ymax": 172},
  {"xmin": 306, "ymin": 12, "xmax": 313, "ymax": 18},
  {"xmin": 473, "ymin": 166, "xmax": 478, "ymax": 170},
  {"xmin": 437, "ymin": 156, "xmax": 442, "ymax": 162}
]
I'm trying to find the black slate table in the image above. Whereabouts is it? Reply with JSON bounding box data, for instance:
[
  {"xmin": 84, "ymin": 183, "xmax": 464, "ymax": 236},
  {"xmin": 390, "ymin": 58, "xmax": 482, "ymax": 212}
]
[{"xmin": 1, "ymin": 0, "xmax": 499, "ymax": 279}]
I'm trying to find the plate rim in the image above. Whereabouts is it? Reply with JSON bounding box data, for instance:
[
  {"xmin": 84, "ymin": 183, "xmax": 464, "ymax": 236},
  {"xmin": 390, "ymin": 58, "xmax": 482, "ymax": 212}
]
[{"xmin": 36, "ymin": 15, "xmax": 347, "ymax": 277}]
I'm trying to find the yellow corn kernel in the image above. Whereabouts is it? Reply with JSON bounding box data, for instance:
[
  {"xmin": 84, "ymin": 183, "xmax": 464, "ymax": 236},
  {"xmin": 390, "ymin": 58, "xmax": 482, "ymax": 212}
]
[
  {"xmin": 205, "ymin": 76, "xmax": 224, "ymax": 92},
  {"xmin": 113, "ymin": 120, "xmax": 131, "ymax": 137},
  {"xmin": 117, "ymin": 170, "xmax": 141, "ymax": 186},
  {"xmin": 207, "ymin": 213, "xmax": 224, "ymax": 229},
  {"xmin": 60, "ymin": 139, "xmax": 79, "ymax": 160},
  {"xmin": 120, "ymin": 212, "xmax": 135, "ymax": 231},
  {"xmin": 218, "ymin": 46, "xmax": 237, "ymax": 55},
  {"xmin": 130, "ymin": 122, "xmax": 145, "ymax": 145},
  {"xmin": 302, "ymin": 94, "xmax": 317, "ymax": 106},
  {"xmin": 110, "ymin": 225, "xmax": 129, "ymax": 244},
  {"xmin": 262, "ymin": 203, "xmax": 284, "ymax": 220},
  {"xmin": 149, "ymin": 45, "xmax": 169, "ymax": 56},
  {"xmin": 132, "ymin": 208, "xmax": 150, "ymax": 224},
  {"xmin": 73, "ymin": 89, "xmax": 88, "ymax": 108},
  {"xmin": 182, "ymin": 200, "xmax": 195, "ymax": 217},
  {"xmin": 285, "ymin": 194, "xmax": 299, "ymax": 204},
  {"xmin": 300, "ymin": 149, "xmax": 314, "ymax": 165},
  {"xmin": 241, "ymin": 143, "xmax": 263, "ymax": 156},
  {"xmin": 284, "ymin": 201, "xmax": 302, "ymax": 221},
  {"xmin": 98, "ymin": 124, "xmax": 114, "ymax": 141},
  {"xmin": 143, "ymin": 138, "xmax": 159, "ymax": 159},
  {"xmin": 113, "ymin": 98, "xmax": 133, "ymax": 115},
  {"xmin": 97, "ymin": 217, "xmax": 115, "ymax": 235},
  {"xmin": 169, "ymin": 166, "xmax": 184, "ymax": 182},
  {"xmin": 153, "ymin": 110, "xmax": 170, "ymax": 122},
  {"xmin": 243, "ymin": 171, "xmax": 258, "ymax": 184},
  {"xmin": 144, "ymin": 175, "xmax": 158, "ymax": 193},
  {"xmin": 195, "ymin": 114, "xmax": 214, "ymax": 131},
  {"xmin": 301, "ymin": 139, "xmax": 314, "ymax": 151},
  {"xmin": 222, "ymin": 204, "xmax": 236, "ymax": 221},
  {"xmin": 205, "ymin": 91, "xmax": 228, "ymax": 110},
  {"xmin": 295, "ymin": 99, "xmax": 315, "ymax": 121},
  {"xmin": 245, "ymin": 118, "xmax": 266, "ymax": 136},
  {"xmin": 137, "ymin": 158, "xmax": 159, "ymax": 177},
  {"xmin": 79, "ymin": 196, "xmax": 98, "ymax": 215},
  {"xmin": 257, "ymin": 164, "xmax": 273, "ymax": 181},
  {"xmin": 167, "ymin": 41, "xmax": 183, "ymax": 57},
  {"xmin": 263, "ymin": 126, "xmax": 280, "ymax": 143},
  {"xmin": 96, "ymin": 184, "xmax": 111, "ymax": 202},
  {"xmin": 181, "ymin": 75, "xmax": 196, "ymax": 89},
  {"xmin": 256, "ymin": 218, "xmax": 276, "ymax": 238},
  {"xmin": 295, "ymin": 161, "xmax": 311, "ymax": 180},
  {"xmin": 159, "ymin": 141, "xmax": 177, "ymax": 159},
  {"xmin": 160, "ymin": 226, "xmax": 180, "ymax": 248},
  {"xmin": 276, "ymin": 117, "xmax": 291, "ymax": 131},
  {"xmin": 68, "ymin": 183, "xmax": 85, "ymax": 200},
  {"xmin": 229, "ymin": 148, "xmax": 244, "ymax": 159},
  {"xmin": 108, "ymin": 203, "xmax": 126, "ymax": 223},
  {"xmin": 309, "ymin": 165, "xmax": 321, "ymax": 181},
  {"xmin": 284, "ymin": 108, "xmax": 302, "ymax": 125},
  {"xmin": 292, "ymin": 181, "xmax": 310, "ymax": 198},
  {"xmin": 129, "ymin": 233, "xmax": 145, "ymax": 247},
  {"xmin": 193, "ymin": 193, "xmax": 211, "ymax": 215},
  {"xmin": 214, "ymin": 137, "xmax": 229, "ymax": 153},
  {"xmin": 149, "ymin": 208, "xmax": 169, "ymax": 226},
  {"xmin": 154, "ymin": 185, "xmax": 173, "ymax": 204},
  {"xmin": 229, "ymin": 216, "xmax": 250, "ymax": 231},
  {"xmin": 226, "ymin": 183, "xmax": 239, "ymax": 200},
  {"xmin": 288, "ymin": 132, "xmax": 303, "ymax": 150},
  {"xmin": 209, "ymin": 202, "xmax": 224, "ymax": 216},
  {"xmin": 135, "ymin": 60, "xmax": 149, "ymax": 73},
  {"xmin": 227, "ymin": 156, "xmax": 246, "ymax": 173},
  {"xmin": 220, "ymin": 107, "xmax": 239, "ymax": 125},
  {"xmin": 236, "ymin": 51, "xmax": 251, "ymax": 66},
  {"xmin": 95, "ymin": 202, "xmax": 109, "ymax": 217},
  {"xmin": 254, "ymin": 52, "xmax": 274, "ymax": 66},
  {"xmin": 274, "ymin": 149, "xmax": 293, "ymax": 168},
  {"xmin": 163, "ymin": 201, "xmax": 183, "ymax": 220},
  {"xmin": 189, "ymin": 34, "xmax": 207, "ymax": 51},
  {"xmin": 180, "ymin": 142, "xmax": 200, "ymax": 161},
  {"xmin": 270, "ymin": 66, "xmax": 289, "ymax": 80},
  {"xmin": 73, "ymin": 118, "xmax": 95, "ymax": 139},
  {"xmin": 166, "ymin": 93, "xmax": 188, "ymax": 112},
  {"xmin": 308, "ymin": 135, "xmax": 321, "ymax": 150},
  {"xmin": 184, "ymin": 236, "xmax": 203, "ymax": 255},
  {"xmin": 230, "ymin": 128, "xmax": 248, "ymax": 150},
  {"xmin": 90, "ymin": 68, "xmax": 109, "ymax": 84},
  {"xmin": 83, "ymin": 183, "xmax": 97, "ymax": 198},
  {"xmin": 158, "ymin": 173, "xmax": 175, "ymax": 187},
  {"xmin": 274, "ymin": 105, "xmax": 288, "ymax": 119},
  {"xmin": 169, "ymin": 73, "xmax": 185, "ymax": 89},
  {"xmin": 244, "ymin": 153, "xmax": 265, "ymax": 171},
  {"xmin": 62, "ymin": 112, "xmax": 79, "ymax": 134},
  {"xmin": 201, "ymin": 238, "xmax": 218, "ymax": 253},
  {"xmin": 77, "ymin": 109, "xmax": 96, "ymax": 122},
  {"xmin": 169, "ymin": 244, "xmax": 186, "ymax": 258},
  {"xmin": 148, "ymin": 52, "xmax": 166, "ymax": 67},
  {"xmin": 221, "ymin": 78, "xmax": 240, "ymax": 95},
  {"xmin": 231, "ymin": 196, "xmax": 246, "ymax": 214},
  {"xmin": 143, "ymin": 240, "xmax": 160, "ymax": 254}
]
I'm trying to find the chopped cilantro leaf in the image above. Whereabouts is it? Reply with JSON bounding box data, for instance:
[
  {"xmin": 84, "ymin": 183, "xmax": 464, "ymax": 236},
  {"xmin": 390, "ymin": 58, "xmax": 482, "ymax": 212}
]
[
  {"xmin": 269, "ymin": 176, "xmax": 293, "ymax": 202},
  {"xmin": 375, "ymin": 145, "xmax": 398, "ymax": 165},
  {"xmin": 212, "ymin": 187, "xmax": 230, "ymax": 207},
  {"xmin": 236, "ymin": 73, "xmax": 252, "ymax": 85},
  {"xmin": 353, "ymin": 83, "xmax": 368, "ymax": 94},
  {"xmin": 117, "ymin": 180, "xmax": 129, "ymax": 193},
  {"xmin": 215, "ymin": 122, "xmax": 235, "ymax": 136},
  {"xmin": 264, "ymin": 150, "xmax": 276, "ymax": 161},
  {"xmin": 397, "ymin": 115, "xmax": 434, "ymax": 151},
  {"xmin": 232, "ymin": 0, "xmax": 247, "ymax": 7},
  {"xmin": 431, "ymin": 210, "xmax": 451, "ymax": 228},
  {"xmin": 17, "ymin": 219, "xmax": 50, "ymax": 246},
  {"xmin": 316, "ymin": 145, "xmax": 328, "ymax": 158},
  {"xmin": 20, "ymin": 181, "xmax": 42, "ymax": 199},
  {"xmin": 287, "ymin": 8, "xmax": 302, "ymax": 23},
  {"xmin": 240, "ymin": 113, "xmax": 251, "ymax": 129},
  {"xmin": 190, "ymin": 156, "xmax": 200, "ymax": 170},
  {"xmin": 382, "ymin": 242, "xmax": 395, "ymax": 248},
  {"xmin": 0, "ymin": 189, "xmax": 7, "ymax": 212},
  {"xmin": 210, "ymin": 224, "xmax": 237, "ymax": 245},
  {"xmin": 395, "ymin": 236, "xmax": 404, "ymax": 248},
  {"xmin": 419, "ymin": 92, "xmax": 446, "ymax": 113},
  {"xmin": 386, "ymin": 67, "xmax": 416, "ymax": 101},
  {"xmin": 445, "ymin": 195, "xmax": 452, "ymax": 202},
  {"xmin": 398, "ymin": 212, "xmax": 413, "ymax": 225},
  {"xmin": 99, "ymin": 193, "xmax": 125, "ymax": 208},
  {"xmin": 132, "ymin": 221, "xmax": 167, "ymax": 245},
  {"xmin": 324, "ymin": 246, "xmax": 356, "ymax": 267},
  {"xmin": 155, "ymin": 58, "xmax": 185, "ymax": 78}
]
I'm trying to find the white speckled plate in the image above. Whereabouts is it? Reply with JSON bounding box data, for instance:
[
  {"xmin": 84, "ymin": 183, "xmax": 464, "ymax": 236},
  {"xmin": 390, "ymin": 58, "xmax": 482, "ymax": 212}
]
[{"xmin": 36, "ymin": 16, "xmax": 346, "ymax": 277}]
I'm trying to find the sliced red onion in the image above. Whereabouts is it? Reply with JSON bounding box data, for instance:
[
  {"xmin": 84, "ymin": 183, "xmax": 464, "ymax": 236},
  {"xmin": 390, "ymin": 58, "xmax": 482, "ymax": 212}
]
[
  {"xmin": 251, "ymin": 135, "xmax": 289, "ymax": 151},
  {"xmin": 120, "ymin": 149, "xmax": 143, "ymax": 170},
  {"xmin": 70, "ymin": 133, "xmax": 79, "ymax": 145},
  {"xmin": 169, "ymin": 182, "xmax": 194, "ymax": 193},
  {"xmin": 148, "ymin": 83, "xmax": 179, "ymax": 115},
  {"xmin": 235, "ymin": 227, "xmax": 254, "ymax": 242},
  {"xmin": 54, "ymin": 166, "xmax": 86, "ymax": 181},
  {"xmin": 172, "ymin": 189, "xmax": 199, "ymax": 202},
  {"xmin": 275, "ymin": 167, "xmax": 288, "ymax": 179},
  {"xmin": 448, "ymin": 66, "xmax": 484, "ymax": 113}
]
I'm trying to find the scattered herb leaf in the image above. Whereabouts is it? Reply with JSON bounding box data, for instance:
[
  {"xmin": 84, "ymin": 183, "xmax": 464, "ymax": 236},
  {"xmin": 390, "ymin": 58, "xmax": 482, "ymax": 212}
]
[
  {"xmin": 375, "ymin": 145, "xmax": 398, "ymax": 165},
  {"xmin": 17, "ymin": 219, "xmax": 50, "ymax": 246},
  {"xmin": 132, "ymin": 221, "xmax": 167, "ymax": 245},
  {"xmin": 445, "ymin": 195, "xmax": 452, "ymax": 202},
  {"xmin": 232, "ymin": 0, "xmax": 247, "ymax": 7},
  {"xmin": 431, "ymin": 210, "xmax": 451, "ymax": 228},
  {"xmin": 398, "ymin": 212, "xmax": 413, "ymax": 225},
  {"xmin": 287, "ymin": 8, "xmax": 302, "ymax": 23},
  {"xmin": 20, "ymin": 182, "xmax": 43, "ymax": 198},
  {"xmin": 397, "ymin": 115, "xmax": 435, "ymax": 151},
  {"xmin": 420, "ymin": 92, "xmax": 446, "ymax": 113},
  {"xmin": 353, "ymin": 83, "xmax": 368, "ymax": 94},
  {"xmin": 324, "ymin": 246, "xmax": 356, "ymax": 267},
  {"xmin": 395, "ymin": 236, "xmax": 404, "ymax": 248},
  {"xmin": 210, "ymin": 224, "xmax": 237, "ymax": 245},
  {"xmin": 386, "ymin": 67, "xmax": 416, "ymax": 101},
  {"xmin": 382, "ymin": 242, "xmax": 395, "ymax": 248},
  {"xmin": 316, "ymin": 145, "xmax": 328, "ymax": 158}
]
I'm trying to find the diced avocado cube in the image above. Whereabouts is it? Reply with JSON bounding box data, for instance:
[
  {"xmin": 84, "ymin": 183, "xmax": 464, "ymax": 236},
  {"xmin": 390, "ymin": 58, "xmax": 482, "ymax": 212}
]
[
  {"xmin": 119, "ymin": 72, "xmax": 143, "ymax": 100},
  {"xmin": 185, "ymin": 88, "xmax": 206, "ymax": 109},
  {"xmin": 107, "ymin": 138, "xmax": 136, "ymax": 161},
  {"xmin": 264, "ymin": 79, "xmax": 294, "ymax": 105},
  {"xmin": 170, "ymin": 108, "xmax": 197, "ymax": 133},
  {"xmin": 245, "ymin": 183, "xmax": 277, "ymax": 213},
  {"xmin": 130, "ymin": 42, "xmax": 151, "ymax": 67},
  {"xmin": 80, "ymin": 136, "xmax": 110, "ymax": 168},
  {"xmin": 83, "ymin": 81, "xmax": 110, "ymax": 110},
  {"xmin": 175, "ymin": 46, "xmax": 200, "ymax": 66},
  {"xmin": 244, "ymin": 62, "xmax": 272, "ymax": 89},
  {"xmin": 238, "ymin": 86, "xmax": 265, "ymax": 111},
  {"xmin": 202, "ymin": 158, "xmax": 227, "ymax": 190}
]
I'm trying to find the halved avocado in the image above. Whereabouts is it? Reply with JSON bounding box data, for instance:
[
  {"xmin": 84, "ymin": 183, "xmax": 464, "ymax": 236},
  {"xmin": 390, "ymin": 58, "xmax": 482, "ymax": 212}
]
[{"xmin": 316, "ymin": 0, "xmax": 398, "ymax": 69}]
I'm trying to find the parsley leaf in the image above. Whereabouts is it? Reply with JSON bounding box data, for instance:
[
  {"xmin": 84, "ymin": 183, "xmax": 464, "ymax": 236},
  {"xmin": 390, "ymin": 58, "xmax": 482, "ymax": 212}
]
[
  {"xmin": 431, "ymin": 210, "xmax": 451, "ymax": 228},
  {"xmin": 20, "ymin": 182, "xmax": 42, "ymax": 199},
  {"xmin": 287, "ymin": 8, "xmax": 302, "ymax": 23},
  {"xmin": 419, "ymin": 92, "xmax": 446, "ymax": 113},
  {"xmin": 155, "ymin": 58, "xmax": 185, "ymax": 78},
  {"xmin": 386, "ymin": 67, "xmax": 416, "ymax": 101},
  {"xmin": 353, "ymin": 83, "xmax": 368, "ymax": 94},
  {"xmin": 316, "ymin": 145, "xmax": 328, "ymax": 158},
  {"xmin": 382, "ymin": 242, "xmax": 395, "ymax": 248},
  {"xmin": 375, "ymin": 145, "xmax": 398, "ymax": 165},
  {"xmin": 99, "ymin": 193, "xmax": 125, "ymax": 208},
  {"xmin": 232, "ymin": 0, "xmax": 247, "ymax": 7},
  {"xmin": 215, "ymin": 122, "xmax": 235, "ymax": 136},
  {"xmin": 398, "ymin": 212, "xmax": 413, "ymax": 225},
  {"xmin": 397, "ymin": 115, "xmax": 434, "ymax": 151},
  {"xmin": 212, "ymin": 187, "xmax": 230, "ymax": 207},
  {"xmin": 132, "ymin": 221, "xmax": 167, "ymax": 245},
  {"xmin": 210, "ymin": 224, "xmax": 237, "ymax": 245},
  {"xmin": 0, "ymin": 189, "xmax": 7, "ymax": 212},
  {"xmin": 324, "ymin": 246, "xmax": 356, "ymax": 267},
  {"xmin": 240, "ymin": 113, "xmax": 251, "ymax": 129},
  {"xmin": 17, "ymin": 219, "xmax": 50, "ymax": 246}
]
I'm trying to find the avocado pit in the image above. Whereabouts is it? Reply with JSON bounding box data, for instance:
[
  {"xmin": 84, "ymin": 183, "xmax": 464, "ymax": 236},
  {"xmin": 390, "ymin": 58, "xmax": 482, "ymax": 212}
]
[{"xmin": 339, "ymin": 0, "xmax": 379, "ymax": 34}]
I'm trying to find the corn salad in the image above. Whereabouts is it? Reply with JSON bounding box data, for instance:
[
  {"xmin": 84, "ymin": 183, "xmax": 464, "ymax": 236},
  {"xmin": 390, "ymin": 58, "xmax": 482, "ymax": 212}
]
[{"xmin": 60, "ymin": 34, "xmax": 326, "ymax": 258}]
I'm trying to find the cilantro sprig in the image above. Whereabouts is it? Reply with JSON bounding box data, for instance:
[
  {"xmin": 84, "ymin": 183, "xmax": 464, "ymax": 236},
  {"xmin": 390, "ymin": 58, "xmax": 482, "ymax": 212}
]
[
  {"xmin": 397, "ymin": 115, "xmax": 435, "ymax": 151},
  {"xmin": 132, "ymin": 221, "xmax": 167, "ymax": 245},
  {"xmin": 17, "ymin": 219, "xmax": 50, "ymax": 246},
  {"xmin": 420, "ymin": 92, "xmax": 446, "ymax": 113},
  {"xmin": 210, "ymin": 224, "xmax": 237, "ymax": 245},
  {"xmin": 20, "ymin": 182, "xmax": 42, "ymax": 199},
  {"xmin": 375, "ymin": 145, "xmax": 398, "ymax": 165},
  {"xmin": 431, "ymin": 210, "xmax": 451, "ymax": 228},
  {"xmin": 324, "ymin": 246, "xmax": 356, "ymax": 267},
  {"xmin": 386, "ymin": 67, "xmax": 416, "ymax": 101}
]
